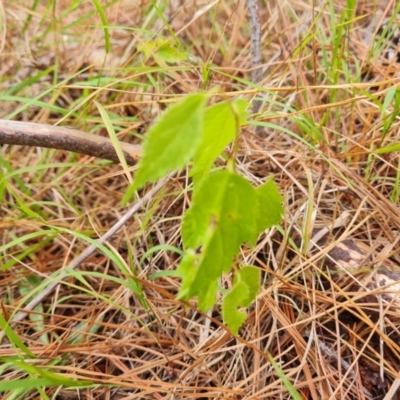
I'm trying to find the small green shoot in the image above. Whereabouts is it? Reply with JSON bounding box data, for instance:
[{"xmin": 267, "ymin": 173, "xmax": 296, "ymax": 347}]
[
  {"xmin": 129, "ymin": 94, "xmax": 283, "ymax": 333},
  {"xmin": 222, "ymin": 266, "xmax": 260, "ymax": 334}
]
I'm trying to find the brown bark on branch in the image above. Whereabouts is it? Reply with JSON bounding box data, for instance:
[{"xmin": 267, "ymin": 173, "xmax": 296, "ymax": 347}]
[{"xmin": 0, "ymin": 119, "xmax": 142, "ymax": 165}]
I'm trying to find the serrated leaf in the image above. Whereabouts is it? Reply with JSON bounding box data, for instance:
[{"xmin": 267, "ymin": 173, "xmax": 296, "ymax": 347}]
[
  {"xmin": 129, "ymin": 93, "xmax": 207, "ymax": 194},
  {"xmin": 175, "ymin": 251, "xmax": 198, "ymax": 299},
  {"xmin": 137, "ymin": 40, "xmax": 156, "ymax": 59},
  {"xmin": 180, "ymin": 171, "xmax": 259, "ymax": 310},
  {"xmin": 235, "ymin": 266, "xmax": 260, "ymax": 306},
  {"xmin": 255, "ymin": 176, "xmax": 284, "ymax": 232},
  {"xmin": 191, "ymin": 99, "xmax": 248, "ymax": 184},
  {"xmin": 156, "ymin": 40, "xmax": 187, "ymax": 63},
  {"xmin": 182, "ymin": 170, "xmax": 258, "ymax": 249},
  {"xmin": 138, "ymin": 39, "xmax": 186, "ymax": 63},
  {"xmin": 222, "ymin": 266, "xmax": 260, "ymax": 335}
]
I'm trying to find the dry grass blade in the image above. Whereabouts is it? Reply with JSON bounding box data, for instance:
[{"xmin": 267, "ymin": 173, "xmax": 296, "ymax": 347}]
[
  {"xmin": 8, "ymin": 177, "xmax": 167, "ymax": 328},
  {"xmin": 0, "ymin": 0, "xmax": 5, "ymax": 54}
]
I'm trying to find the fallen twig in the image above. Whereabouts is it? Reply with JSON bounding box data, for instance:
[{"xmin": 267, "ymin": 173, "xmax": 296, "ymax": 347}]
[
  {"xmin": 247, "ymin": 0, "xmax": 263, "ymax": 113},
  {"xmin": 0, "ymin": 119, "xmax": 142, "ymax": 165}
]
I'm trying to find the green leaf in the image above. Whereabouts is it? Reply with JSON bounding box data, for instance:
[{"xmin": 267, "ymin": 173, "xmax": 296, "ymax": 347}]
[
  {"xmin": 182, "ymin": 170, "xmax": 258, "ymax": 249},
  {"xmin": 255, "ymin": 176, "xmax": 284, "ymax": 232},
  {"xmin": 156, "ymin": 40, "xmax": 187, "ymax": 63},
  {"xmin": 191, "ymin": 99, "xmax": 248, "ymax": 184},
  {"xmin": 175, "ymin": 250, "xmax": 198, "ymax": 299},
  {"xmin": 137, "ymin": 40, "xmax": 156, "ymax": 59},
  {"xmin": 180, "ymin": 171, "xmax": 259, "ymax": 309},
  {"xmin": 222, "ymin": 266, "xmax": 260, "ymax": 335},
  {"xmin": 138, "ymin": 39, "xmax": 186, "ymax": 63},
  {"xmin": 124, "ymin": 93, "xmax": 207, "ymax": 201}
]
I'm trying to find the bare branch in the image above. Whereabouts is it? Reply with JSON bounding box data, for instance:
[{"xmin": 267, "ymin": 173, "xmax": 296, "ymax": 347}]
[
  {"xmin": 247, "ymin": 0, "xmax": 263, "ymax": 115},
  {"xmin": 247, "ymin": 0, "xmax": 263, "ymax": 86},
  {"xmin": 0, "ymin": 119, "xmax": 142, "ymax": 165}
]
